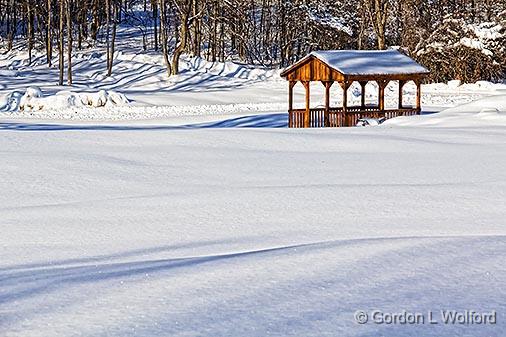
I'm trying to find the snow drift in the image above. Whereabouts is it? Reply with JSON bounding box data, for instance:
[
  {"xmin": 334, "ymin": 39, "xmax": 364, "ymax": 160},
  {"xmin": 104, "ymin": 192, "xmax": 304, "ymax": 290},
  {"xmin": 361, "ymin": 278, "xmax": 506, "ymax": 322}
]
[
  {"xmin": 0, "ymin": 87, "xmax": 129, "ymax": 113},
  {"xmin": 384, "ymin": 94, "xmax": 506, "ymax": 127}
]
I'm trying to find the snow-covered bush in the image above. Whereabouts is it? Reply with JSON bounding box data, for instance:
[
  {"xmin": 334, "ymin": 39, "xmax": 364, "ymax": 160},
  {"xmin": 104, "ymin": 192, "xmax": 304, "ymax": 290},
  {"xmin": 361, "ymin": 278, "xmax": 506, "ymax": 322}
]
[
  {"xmin": 0, "ymin": 91, "xmax": 23, "ymax": 113},
  {"xmin": 415, "ymin": 16, "xmax": 506, "ymax": 83},
  {"xmin": 107, "ymin": 91, "xmax": 130, "ymax": 106},
  {"xmin": 19, "ymin": 87, "xmax": 43, "ymax": 111},
  {"xmin": 80, "ymin": 90, "xmax": 109, "ymax": 107},
  {"xmin": 79, "ymin": 90, "xmax": 129, "ymax": 108},
  {"xmin": 8, "ymin": 87, "xmax": 130, "ymax": 112}
]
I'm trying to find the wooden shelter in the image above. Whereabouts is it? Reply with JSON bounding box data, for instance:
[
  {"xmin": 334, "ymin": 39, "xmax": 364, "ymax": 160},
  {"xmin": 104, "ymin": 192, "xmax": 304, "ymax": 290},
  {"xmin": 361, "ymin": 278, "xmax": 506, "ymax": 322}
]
[{"xmin": 280, "ymin": 50, "xmax": 430, "ymax": 128}]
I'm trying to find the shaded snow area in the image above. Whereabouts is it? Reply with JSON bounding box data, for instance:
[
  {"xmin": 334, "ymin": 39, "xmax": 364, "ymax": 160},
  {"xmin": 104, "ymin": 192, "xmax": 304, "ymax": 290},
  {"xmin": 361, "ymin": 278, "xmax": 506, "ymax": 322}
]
[{"xmin": 1, "ymin": 121, "xmax": 505, "ymax": 336}]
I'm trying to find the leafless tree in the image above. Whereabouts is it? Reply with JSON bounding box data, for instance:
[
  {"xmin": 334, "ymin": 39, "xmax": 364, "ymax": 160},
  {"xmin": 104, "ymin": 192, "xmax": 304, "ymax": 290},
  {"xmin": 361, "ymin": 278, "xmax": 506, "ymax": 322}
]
[{"xmin": 1, "ymin": 0, "xmax": 505, "ymax": 82}]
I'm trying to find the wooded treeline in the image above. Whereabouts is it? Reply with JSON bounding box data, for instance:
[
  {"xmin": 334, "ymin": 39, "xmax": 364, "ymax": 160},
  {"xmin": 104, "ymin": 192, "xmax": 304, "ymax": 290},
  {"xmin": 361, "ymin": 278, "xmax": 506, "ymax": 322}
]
[{"xmin": 1, "ymin": 0, "xmax": 506, "ymax": 83}]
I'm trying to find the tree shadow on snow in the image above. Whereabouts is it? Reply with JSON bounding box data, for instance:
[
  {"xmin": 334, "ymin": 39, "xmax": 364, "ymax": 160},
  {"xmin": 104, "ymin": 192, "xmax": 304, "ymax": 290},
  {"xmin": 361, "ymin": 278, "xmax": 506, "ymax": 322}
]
[
  {"xmin": 0, "ymin": 113, "xmax": 288, "ymax": 131},
  {"xmin": 0, "ymin": 239, "xmax": 336, "ymax": 306},
  {"xmin": 1, "ymin": 234, "xmax": 492, "ymax": 306},
  {"xmin": 1, "ymin": 234, "xmax": 504, "ymax": 336}
]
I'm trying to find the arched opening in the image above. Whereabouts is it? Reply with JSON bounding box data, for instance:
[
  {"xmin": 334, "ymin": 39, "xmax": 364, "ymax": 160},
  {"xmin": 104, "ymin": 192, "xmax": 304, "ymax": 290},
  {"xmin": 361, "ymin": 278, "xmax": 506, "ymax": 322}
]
[
  {"xmin": 398, "ymin": 80, "xmax": 421, "ymax": 111},
  {"xmin": 289, "ymin": 81, "xmax": 303, "ymax": 110},
  {"xmin": 288, "ymin": 81, "xmax": 328, "ymax": 128},
  {"xmin": 359, "ymin": 81, "xmax": 380, "ymax": 109},
  {"xmin": 399, "ymin": 80, "xmax": 407, "ymax": 109}
]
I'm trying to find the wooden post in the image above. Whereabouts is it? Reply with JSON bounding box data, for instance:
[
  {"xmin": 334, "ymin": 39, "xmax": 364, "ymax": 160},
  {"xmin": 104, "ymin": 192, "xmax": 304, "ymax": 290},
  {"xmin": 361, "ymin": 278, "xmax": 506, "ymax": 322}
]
[
  {"xmin": 288, "ymin": 81, "xmax": 296, "ymax": 127},
  {"xmin": 342, "ymin": 82, "xmax": 348, "ymax": 127},
  {"xmin": 303, "ymin": 81, "xmax": 310, "ymax": 128},
  {"xmin": 359, "ymin": 81, "xmax": 367, "ymax": 109},
  {"xmin": 378, "ymin": 81, "xmax": 385, "ymax": 111},
  {"xmin": 415, "ymin": 80, "xmax": 422, "ymax": 114},
  {"xmin": 323, "ymin": 81, "xmax": 333, "ymax": 127},
  {"xmin": 342, "ymin": 84, "xmax": 348, "ymax": 111},
  {"xmin": 377, "ymin": 80, "xmax": 389, "ymax": 111},
  {"xmin": 398, "ymin": 80, "xmax": 406, "ymax": 110},
  {"xmin": 339, "ymin": 80, "xmax": 351, "ymax": 126}
]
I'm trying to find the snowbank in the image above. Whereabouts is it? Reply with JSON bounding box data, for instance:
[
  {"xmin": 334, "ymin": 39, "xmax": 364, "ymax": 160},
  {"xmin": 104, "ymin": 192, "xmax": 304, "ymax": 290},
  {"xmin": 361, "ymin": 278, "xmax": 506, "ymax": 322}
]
[
  {"xmin": 6, "ymin": 102, "xmax": 286, "ymax": 121},
  {"xmin": 0, "ymin": 87, "xmax": 129, "ymax": 113},
  {"xmin": 423, "ymin": 80, "xmax": 506, "ymax": 93},
  {"xmin": 183, "ymin": 57, "xmax": 279, "ymax": 81},
  {"xmin": 384, "ymin": 94, "xmax": 506, "ymax": 127}
]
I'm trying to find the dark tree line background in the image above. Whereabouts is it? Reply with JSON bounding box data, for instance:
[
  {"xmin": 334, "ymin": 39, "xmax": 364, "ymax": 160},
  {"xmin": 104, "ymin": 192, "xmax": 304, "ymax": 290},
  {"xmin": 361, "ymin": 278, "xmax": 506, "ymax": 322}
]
[{"xmin": 1, "ymin": 0, "xmax": 506, "ymax": 84}]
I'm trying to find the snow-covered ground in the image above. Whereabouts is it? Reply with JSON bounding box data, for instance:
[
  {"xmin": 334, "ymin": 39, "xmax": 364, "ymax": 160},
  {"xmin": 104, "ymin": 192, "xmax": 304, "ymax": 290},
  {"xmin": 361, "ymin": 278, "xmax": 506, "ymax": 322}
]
[
  {"xmin": 385, "ymin": 94, "xmax": 506, "ymax": 127},
  {"xmin": 1, "ymin": 27, "xmax": 506, "ymax": 337},
  {"xmin": 2, "ymin": 33, "xmax": 506, "ymax": 121},
  {"xmin": 1, "ymin": 113, "xmax": 506, "ymax": 336}
]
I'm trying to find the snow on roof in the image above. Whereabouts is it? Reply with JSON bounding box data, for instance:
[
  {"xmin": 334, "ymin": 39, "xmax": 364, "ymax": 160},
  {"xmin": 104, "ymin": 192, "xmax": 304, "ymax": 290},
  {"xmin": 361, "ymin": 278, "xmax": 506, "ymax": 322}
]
[{"xmin": 282, "ymin": 50, "xmax": 429, "ymax": 76}]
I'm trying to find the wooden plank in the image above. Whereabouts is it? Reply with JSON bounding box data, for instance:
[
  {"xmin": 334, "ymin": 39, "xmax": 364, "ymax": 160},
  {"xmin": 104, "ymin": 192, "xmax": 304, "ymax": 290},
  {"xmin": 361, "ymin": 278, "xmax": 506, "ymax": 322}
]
[
  {"xmin": 288, "ymin": 81, "xmax": 295, "ymax": 128},
  {"xmin": 303, "ymin": 81, "xmax": 310, "ymax": 128},
  {"xmin": 339, "ymin": 80, "xmax": 353, "ymax": 126},
  {"xmin": 288, "ymin": 81, "xmax": 295, "ymax": 111},
  {"xmin": 323, "ymin": 81, "xmax": 333, "ymax": 127},
  {"xmin": 377, "ymin": 80, "xmax": 389, "ymax": 111},
  {"xmin": 398, "ymin": 80, "xmax": 406, "ymax": 109},
  {"xmin": 415, "ymin": 80, "xmax": 422, "ymax": 113},
  {"xmin": 284, "ymin": 58, "xmax": 346, "ymax": 82},
  {"xmin": 359, "ymin": 81, "xmax": 367, "ymax": 109}
]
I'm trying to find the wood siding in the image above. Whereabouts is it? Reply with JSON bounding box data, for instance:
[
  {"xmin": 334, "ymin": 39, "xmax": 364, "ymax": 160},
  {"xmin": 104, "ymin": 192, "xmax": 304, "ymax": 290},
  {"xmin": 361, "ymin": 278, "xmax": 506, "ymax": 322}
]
[
  {"xmin": 282, "ymin": 56, "xmax": 427, "ymax": 83},
  {"xmin": 285, "ymin": 57, "xmax": 345, "ymax": 82}
]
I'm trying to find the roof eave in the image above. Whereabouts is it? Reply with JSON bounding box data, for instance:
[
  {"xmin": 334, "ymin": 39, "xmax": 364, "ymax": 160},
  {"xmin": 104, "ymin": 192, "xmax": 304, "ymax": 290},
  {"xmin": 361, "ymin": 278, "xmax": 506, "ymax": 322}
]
[
  {"xmin": 346, "ymin": 71, "xmax": 430, "ymax": 77},
  {"xmin": 280, "ymin": 55, "xmax": 315, "ymax": 78},
  {"xmin": 281, "ymin": 50, "xmax": 431, "ymax": 79}
]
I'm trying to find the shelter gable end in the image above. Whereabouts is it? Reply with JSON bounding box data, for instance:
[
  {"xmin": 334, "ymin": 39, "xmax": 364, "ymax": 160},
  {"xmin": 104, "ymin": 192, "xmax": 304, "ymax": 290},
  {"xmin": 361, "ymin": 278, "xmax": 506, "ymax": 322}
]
[{"xmin": 286, "ymin": 57, "xmax": 344, "ymax": 82}]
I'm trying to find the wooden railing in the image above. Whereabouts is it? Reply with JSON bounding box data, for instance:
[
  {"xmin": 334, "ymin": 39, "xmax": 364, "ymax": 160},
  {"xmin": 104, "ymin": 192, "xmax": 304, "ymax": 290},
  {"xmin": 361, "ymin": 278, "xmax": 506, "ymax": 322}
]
[
  {"xmin": 288, "ymin": 107, "xmax": 420, "ymax": 128},
  {"xmin": 289, "ymin": 109, "xmax": 306, "ymax": 128}
]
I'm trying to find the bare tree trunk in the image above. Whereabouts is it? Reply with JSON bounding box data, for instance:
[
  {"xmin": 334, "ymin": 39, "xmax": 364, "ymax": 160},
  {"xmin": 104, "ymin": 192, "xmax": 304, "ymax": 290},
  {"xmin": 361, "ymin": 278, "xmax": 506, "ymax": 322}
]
[
  {"xmin": 106, "ymin": 0, "xmax": 111, "ymax": 72},
  {"xmin": 47, "ymin": 0, "xmax": 52, "ymax": 66},
  {"xmin": 91, "ymin": 0, "xmax": 99, "ymax": 41},
  {"xmin": 158, "ymin": 0, "xmax": 171, "ymax": 77},
  {"xmin": 107, "ymin": 0, "xmax": 117, "ymax": 76},
  {"xmin": 219, "ymin": 5, "xmax": 224, "ymax": 62},
  {"xmin": 358, "ymin": 0, "xmax": 367, "ymax": 50},
  {"xmin": 78, "ymin": 3, "xmax": 84, "ymax": 49},
  {"xmin": 152, "ymin": 0, "xmax": 158, "ymax": 51},
  {"xmin": 59, "ymin": 0, "xmax": 64, "ymax": 85},
  {"xmin": 66, "ymin": 0, "xmax": 72, "ymax": 84},
  {"xmin": 192, "ymin": 0, "xmax": 201, "ymax": 57},
  {"xmin": 365, "ymin": 0, "xmax": 389, "ymax": 50},
  {"xmin": 211, "ymin": 1, "xmax": 217, "ymax": 61},
  {"xmin": 26, "ymin": 0, "xmax": 33, "ymax": 64},
  {"xmin": 171, "ymin": 10, "xmax": 189, "ymax": 76},
  {"xmin": 6, "ymin": 0, "xmax": 15, "ymax": 51}
]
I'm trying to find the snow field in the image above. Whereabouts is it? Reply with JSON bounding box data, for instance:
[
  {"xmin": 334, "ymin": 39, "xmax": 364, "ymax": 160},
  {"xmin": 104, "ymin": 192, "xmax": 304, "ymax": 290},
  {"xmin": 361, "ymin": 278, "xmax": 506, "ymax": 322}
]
[{"xmin": 1, "ymin": 121, "xmax": 505, "ymax": 336}]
